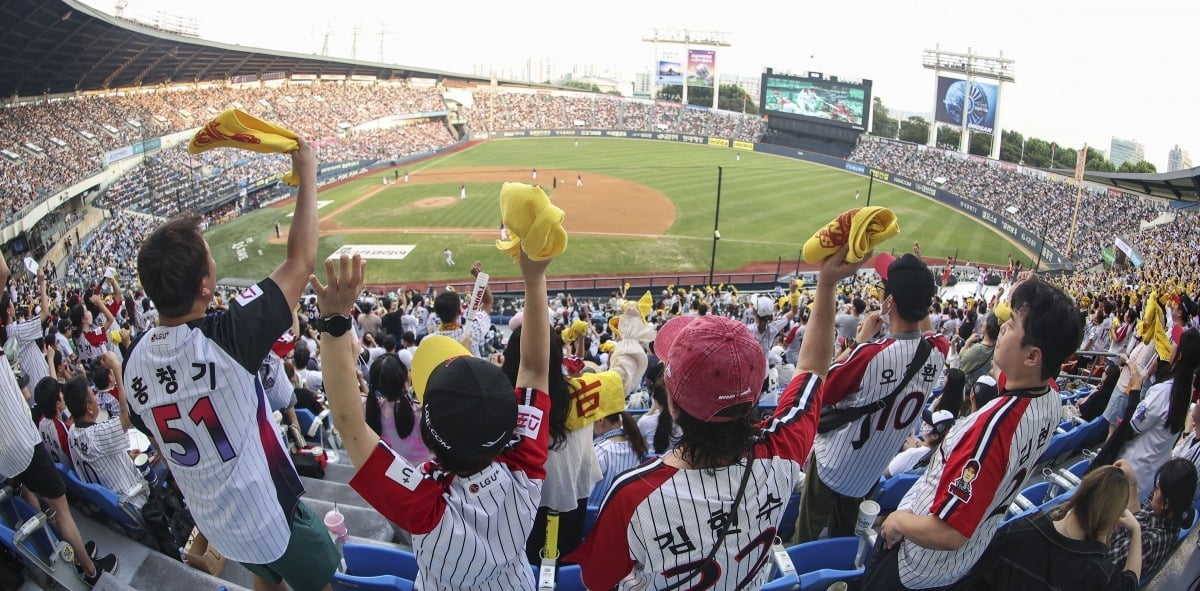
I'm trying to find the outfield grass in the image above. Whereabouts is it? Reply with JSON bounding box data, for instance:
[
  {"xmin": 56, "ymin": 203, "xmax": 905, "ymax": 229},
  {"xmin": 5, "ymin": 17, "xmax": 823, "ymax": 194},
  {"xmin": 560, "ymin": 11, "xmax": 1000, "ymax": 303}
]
[{"xmin": 207, "ymin": 138, "xmax": 1030, "ymax": 284}]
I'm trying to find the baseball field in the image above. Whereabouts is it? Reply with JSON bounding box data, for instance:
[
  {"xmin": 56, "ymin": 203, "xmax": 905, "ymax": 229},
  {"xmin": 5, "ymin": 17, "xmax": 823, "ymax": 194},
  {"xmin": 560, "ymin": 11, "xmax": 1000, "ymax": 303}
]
[{"xmin": 204, "ymin": 138, "xmax": 1031, "ymax": 286}]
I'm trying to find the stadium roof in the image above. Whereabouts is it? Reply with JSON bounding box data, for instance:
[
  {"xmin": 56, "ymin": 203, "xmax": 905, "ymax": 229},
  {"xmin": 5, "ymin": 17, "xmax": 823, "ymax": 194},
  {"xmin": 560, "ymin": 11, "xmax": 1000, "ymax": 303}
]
[
  {"xmin": 0, "ymin": 0, "xmax": 496, "ymax": 98},
  {"xmin": 1043, "ymin": 166, "xmax": 1200, "ymax": 203}
]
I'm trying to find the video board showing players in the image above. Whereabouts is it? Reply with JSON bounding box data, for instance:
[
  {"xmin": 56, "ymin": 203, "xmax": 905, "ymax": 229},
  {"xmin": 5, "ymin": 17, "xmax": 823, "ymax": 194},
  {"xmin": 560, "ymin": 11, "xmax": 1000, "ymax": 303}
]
[{"xmin": 761, "ymin": 75, "xmax": 870, "ymax": 129}]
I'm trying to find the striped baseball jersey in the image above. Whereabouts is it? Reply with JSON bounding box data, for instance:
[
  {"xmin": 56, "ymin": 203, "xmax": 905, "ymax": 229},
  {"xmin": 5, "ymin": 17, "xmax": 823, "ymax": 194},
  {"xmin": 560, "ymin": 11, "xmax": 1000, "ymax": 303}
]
[
  {"xmin": 0, "ymin": 357, "xmax": 39, "ymax": 478},
  {"xmin": 75, "ymin": 325, "xmax": 109, "ymax": 365},
  {"xmin": 350, "ymin": 387, "xmax": 549, "ymax": 591},
  {"xmin": 588, "ymin": 430, "xmax": 644, "ymax": 506},
  {"xmin": 10, "ymin": 317, "xmax": 49, "ymax": 387},
  {"xmin": 258, "ymin": 350, "xmax": 294, "ymax": 412},
  {"xmin": 68, "ymin": 419, "xmax": 149, "ymax": 508},
  {"xmin": 124, "ymin": 279, "xmax": 300, "ymax": 564},
  {"xmin": 813, "ymin": 333, "xmax": 949, "ymax": 497},
  {"xmin": 895, "ymin": 385, "xmax": 1059, "ymax": 588},
  {"xmin": 568, "ymin": 372, "xmax": 823, "ymax": 590},
  {"xmin": 37, "ymin": 415, "xmax": 74, "ymax": 470}
]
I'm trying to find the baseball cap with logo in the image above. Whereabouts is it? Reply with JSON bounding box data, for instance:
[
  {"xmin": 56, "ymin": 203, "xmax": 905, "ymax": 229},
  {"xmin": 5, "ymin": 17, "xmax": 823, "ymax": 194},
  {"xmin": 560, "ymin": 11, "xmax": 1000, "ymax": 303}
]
[
  {"xmin": 654, "ymin": 315, "xmax": 766, "ymax": 422},
  {"xmin": 922, "ymin": 409, "xmax": 956, "ymax": 437},
  {"xmin": 411, "ymin": 335, "xmax": 516, "ymax": 457},
  {"xmin": 873, "ymin": 252, "xmax": 935, "ymax": 319}
]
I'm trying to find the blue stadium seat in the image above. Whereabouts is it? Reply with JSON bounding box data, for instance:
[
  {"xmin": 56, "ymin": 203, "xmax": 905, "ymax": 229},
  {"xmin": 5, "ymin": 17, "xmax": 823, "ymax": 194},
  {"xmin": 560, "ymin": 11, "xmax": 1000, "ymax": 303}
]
[
  {"xmin": 875, "ymin": 473, "xmax": 919, "ymax": 513},
  {"xmin": 296, "ymin": 408, "xmax": 317, "ymax": 438},
  {"xmin": 1066, "ymin": 459, "xmax": 1090, "ymax": 479},
  {"xmin": 778, "ymin": 537, "xmax": 863, "ymax": 589},
  {"xmin": 776, "ymin": 492, "xmax": 801, "ymax": 543},
  {"xmin": 1017, "ymin": 481, "xmax": 1052, "ymax": 507},
  {"xmin": 555, "ymin": 565, "xmax": 587, "ymax": 591},
  {"xmin": 583, "ymin": 505, "xmax": 600, "ymax": 538},
  {"xmin": 1036, "ymin": 431, "xmax": 1076, "ymax": 466},
  {"xmin": 0, "ymin": 486, "xmax": 72, "ymax": 584},
  {"xmin": 760, "ymin": 573, "xmax": 800, "ymax": 590},
  {"xmin": 55, "ymin": 463, "xmax": 145, "ymax": 539},
  {"xmin": 332, "ymin": 544, "xmax": 418, "ymax": 591},
  {"xmin": 1068, "ymin": 417, "xmax": 1107, "ymax": 454}
]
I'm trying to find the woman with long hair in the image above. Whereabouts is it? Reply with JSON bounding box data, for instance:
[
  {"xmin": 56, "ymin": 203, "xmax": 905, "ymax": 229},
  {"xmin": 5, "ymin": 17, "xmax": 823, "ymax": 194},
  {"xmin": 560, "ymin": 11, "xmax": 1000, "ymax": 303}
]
[
  {"xmin": 69, "ymin": 292, "xmax": 117, "ymax": 370},
  {"xmin": 363, "ymin": 354, "xmax": 427, "ymax": 465},
  {"xmin": 587, "ymin": 411, "xmax": 648, "ymax": 506},
  {"xmin": 636, "ymin": 366, "xmax": 680, "ymax": 455},
  {"xmin": 1077, "ymin": 363, "xmax": 1122, "ymax": 422},
  {"xmin": 963, "ymin": 465, "xmax": 1141, "ymax": 590},
  {"xmin": 1122, "ymin": 328, "xmax": 1200, "ymax": 501},
  {"xmin": 932, "ymin": 368, "xmax": 967, "ymax": 419}
]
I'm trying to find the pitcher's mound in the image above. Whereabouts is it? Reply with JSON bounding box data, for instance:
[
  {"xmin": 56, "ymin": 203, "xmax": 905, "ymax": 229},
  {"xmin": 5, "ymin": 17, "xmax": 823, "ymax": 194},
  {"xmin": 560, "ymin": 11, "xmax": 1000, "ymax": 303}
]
[{"xmin": 414, "ymin": 197, "xmax": 457, "ymax": 208}]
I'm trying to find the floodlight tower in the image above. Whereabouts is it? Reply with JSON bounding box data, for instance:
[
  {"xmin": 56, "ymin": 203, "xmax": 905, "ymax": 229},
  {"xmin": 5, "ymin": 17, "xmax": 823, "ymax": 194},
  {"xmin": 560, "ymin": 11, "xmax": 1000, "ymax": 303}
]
[
  {"xmin": 642, "ymin": 29, "xmax": 730, "ymax": 108},
  {"xmin": 922, "ymin": 45, "xmax": 1014, "ymax": 158}
]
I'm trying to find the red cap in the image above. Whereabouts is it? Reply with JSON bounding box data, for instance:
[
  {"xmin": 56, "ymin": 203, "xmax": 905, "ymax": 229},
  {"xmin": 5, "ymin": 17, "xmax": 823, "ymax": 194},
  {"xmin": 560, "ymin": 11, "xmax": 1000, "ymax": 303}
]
[
  {"xmin": 655, "ymin": 315, "xmax": 766, "ymax": 422},
  {"xmin": 873, "ymin": 252, "xmax": 897, "ymax": 280}
]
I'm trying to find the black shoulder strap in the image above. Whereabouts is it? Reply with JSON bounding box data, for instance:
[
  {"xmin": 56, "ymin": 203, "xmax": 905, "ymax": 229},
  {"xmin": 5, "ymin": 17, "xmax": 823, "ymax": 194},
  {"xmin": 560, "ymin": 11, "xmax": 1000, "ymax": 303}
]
[{"xmin": 818, "ymin": 337, "xmax": 933, "ymax": 434}]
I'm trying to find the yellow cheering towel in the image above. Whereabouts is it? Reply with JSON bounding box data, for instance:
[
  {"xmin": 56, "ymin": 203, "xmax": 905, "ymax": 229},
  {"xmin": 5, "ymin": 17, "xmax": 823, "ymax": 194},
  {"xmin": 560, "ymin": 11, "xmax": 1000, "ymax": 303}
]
[
  {"xmin": 495, "ymin": 183, "xmax": 568, "ymax": 261},
  {"xmin": 1139, "ymin": 291, "xmax": 1173, "ymax": 360},
  {"xmin": 564, "ymin": 372, "xmax": 627, "ymax": 431},
  {"xmin": 561, "ymin": 319, "xmax": 590, "ymax": 344},
  {"xmin": 189, "ymin": 109, "xmax": 301, "ymax": 186},
  {"xmin": 802, "ymin": 207, "xmax": 899, "ymax": 264}
]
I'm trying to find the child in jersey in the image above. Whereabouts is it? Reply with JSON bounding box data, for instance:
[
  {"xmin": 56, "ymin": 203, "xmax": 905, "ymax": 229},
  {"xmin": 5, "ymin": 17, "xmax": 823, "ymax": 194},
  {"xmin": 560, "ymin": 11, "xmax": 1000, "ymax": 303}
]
[
  {"xmin": 317, "ymin": 251, "xmax": 553, "ymax": 590},
  {"xmin": 569, "ymin": 244, "xmax": 865, "ymax": 590}
]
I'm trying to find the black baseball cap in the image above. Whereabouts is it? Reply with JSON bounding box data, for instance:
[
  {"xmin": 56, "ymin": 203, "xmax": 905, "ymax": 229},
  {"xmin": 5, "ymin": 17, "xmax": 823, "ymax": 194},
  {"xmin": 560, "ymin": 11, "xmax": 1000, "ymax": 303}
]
[
  {"xmin": 874, "ymin": 253, "xmax": 935, "ymax": 319},
  {"xmin": 414, "ymin": 336, "xmax": 517, "ymax": 457}
]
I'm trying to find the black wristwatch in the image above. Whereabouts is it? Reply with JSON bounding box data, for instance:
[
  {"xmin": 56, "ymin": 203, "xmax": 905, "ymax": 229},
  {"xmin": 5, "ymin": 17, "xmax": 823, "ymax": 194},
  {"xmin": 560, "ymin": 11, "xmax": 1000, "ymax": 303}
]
[{"xmin": 315, "ymin": 314, "xmax": 352, "ymax": 337}]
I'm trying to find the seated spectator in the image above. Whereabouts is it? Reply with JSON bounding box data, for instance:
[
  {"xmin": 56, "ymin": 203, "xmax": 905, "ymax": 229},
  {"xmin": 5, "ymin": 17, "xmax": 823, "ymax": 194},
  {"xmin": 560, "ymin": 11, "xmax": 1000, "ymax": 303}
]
[
  {"xmin": 587, "ymin": 412, "xmax": 648, "ymax": 506},
  {"xmin": 962, "ymin": 464, "xmax": 1142, "ymax": 590},
  {"xmin": 930, "ymin": 368, "xmax": 967, "ymax": 419},
  {"xmin": 636, "ymin": 368, "xmax": 680, "ymax": 455},
  {"xmin": 63, "ymin": 365, "xmax": 149, "ymax": 509},
  {"xmin": 885, "ymin": 410, "xmax": 956, "ymax": 477},
  {"xmin": 1107, "ymin": 458, "xmax": 1197, "ymax": 577}
]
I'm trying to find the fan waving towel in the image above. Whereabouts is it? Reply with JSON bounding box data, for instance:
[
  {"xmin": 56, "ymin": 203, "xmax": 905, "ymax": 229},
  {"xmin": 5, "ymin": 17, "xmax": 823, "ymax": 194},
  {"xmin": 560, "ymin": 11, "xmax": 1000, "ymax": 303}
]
[
  {"xmin": 496, "ymin": 182, "xmax": 568, "ymax": 261},
  {"xmin": 188, "ymin": 109, "xmax": 301, "ymax": 186},
  {"xmin": 802, "ymin": 206, "xmax": 899, "ymax": 264}
]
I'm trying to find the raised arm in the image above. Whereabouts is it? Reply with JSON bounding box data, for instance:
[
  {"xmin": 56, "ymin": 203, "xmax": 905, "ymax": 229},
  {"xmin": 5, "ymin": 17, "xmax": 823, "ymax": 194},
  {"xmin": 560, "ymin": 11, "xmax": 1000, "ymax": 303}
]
[
  {"xmin": 307, "ymin": 255, "xmax": 377, "ymax": 469},
  {"xmin": 37, "ymin": 268, "xmax": 49, "ymax": 322},
  {"xmin": 270, "ymin": 139, "xmax": 319, "ymax": 306},
  {"xmin": 516, "ymin": 251, "xmax": 551, "ymax": 394},
  {"xmin": 89, "ymin": 294, "xmax": 117, "ymax": 332},
  {"xmin": 797, "ymin": 244, "xmax": 867, "ymax": 380},
  {"xmin": 0, "ymin": 255, "xmax": 9, "ymax": 286}
]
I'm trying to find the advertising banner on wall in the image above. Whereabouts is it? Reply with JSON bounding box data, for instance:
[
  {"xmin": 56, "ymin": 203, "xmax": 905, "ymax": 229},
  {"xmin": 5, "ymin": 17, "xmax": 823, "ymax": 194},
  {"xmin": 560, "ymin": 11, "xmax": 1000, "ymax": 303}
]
[
  {"xmin": 934, "ymin": 76, "xmax": 1000, "ymax": 134},
  {"xmin": 656, "ymin": 48, "xmax": 684, "ymax": 85},
  {"xmin": 687, "ymin": 50, "xmax": 716, "ymax": 88}
]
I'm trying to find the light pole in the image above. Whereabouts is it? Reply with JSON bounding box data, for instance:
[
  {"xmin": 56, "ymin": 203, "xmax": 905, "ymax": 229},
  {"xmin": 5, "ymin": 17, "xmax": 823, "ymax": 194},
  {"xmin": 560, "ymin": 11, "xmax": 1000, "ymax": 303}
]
[{"xmin": 707, "ymin": 166, "xmax": 723, "ymax": 286}]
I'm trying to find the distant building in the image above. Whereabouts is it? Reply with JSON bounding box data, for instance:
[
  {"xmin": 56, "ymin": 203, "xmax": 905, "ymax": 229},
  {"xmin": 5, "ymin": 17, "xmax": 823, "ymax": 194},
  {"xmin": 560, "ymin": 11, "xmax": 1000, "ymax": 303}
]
[
  {"xmin": 718, "ymin": 74, "xmax": 761, "ymax": 105},
  {"xmin": 1110, "ymin": 136, "xmax": 1145, "ymax": 168},
  {"xmin": 1168, "ymin": 145, "xmax": 1193, "ymax": 172}
]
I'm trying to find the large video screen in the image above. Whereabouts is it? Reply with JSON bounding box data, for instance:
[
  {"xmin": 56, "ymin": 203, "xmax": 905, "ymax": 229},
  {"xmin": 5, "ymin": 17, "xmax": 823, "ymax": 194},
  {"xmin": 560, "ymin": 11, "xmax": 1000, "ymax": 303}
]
[
  {"xmin": 761, "ymin": 75, "xmax": 870, "ymax": 128},
  {"xmin": 934, "ymin": 76, "xmax": 999, "ymax": 134}
]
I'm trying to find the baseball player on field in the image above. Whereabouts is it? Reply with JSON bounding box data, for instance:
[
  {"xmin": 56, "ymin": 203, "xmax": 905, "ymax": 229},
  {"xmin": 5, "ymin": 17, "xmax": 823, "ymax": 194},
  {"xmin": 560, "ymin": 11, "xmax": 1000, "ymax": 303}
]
[
  {"xmin": 569, "ymin": 244, "xmax": 865, "ymax": 590},
  {"xmin": 317, "ymin": 249, "xmax": 553, "ymax": 590},
  {"xmin": 124, "ymin": 139, "xmax": 338, "ymax": 591},
  {"xmin": 862, "ymin": 277, "xmax": 1083, "ymax": 590},
  {"xmin": 796, "ymin": 253, "xmax": 948, "ymax": 542}
]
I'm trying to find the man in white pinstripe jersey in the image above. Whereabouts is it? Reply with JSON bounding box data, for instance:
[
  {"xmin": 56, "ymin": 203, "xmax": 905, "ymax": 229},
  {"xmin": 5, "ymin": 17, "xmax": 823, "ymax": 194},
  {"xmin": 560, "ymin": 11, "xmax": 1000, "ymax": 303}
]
[
  {"xmin": 797, "ymin": 253, "xmax": 948, "ymax": 542},
  {"xmin": 124, "ymin": 139, "xmax": 338, "ymax": 591},
  {"xmin": 570, "ymin": 244, "xmax": 865, "ymax": 590},
  {"xmin": 863, "ymin": 277, "xmax": 1083, "ymax": 590}
]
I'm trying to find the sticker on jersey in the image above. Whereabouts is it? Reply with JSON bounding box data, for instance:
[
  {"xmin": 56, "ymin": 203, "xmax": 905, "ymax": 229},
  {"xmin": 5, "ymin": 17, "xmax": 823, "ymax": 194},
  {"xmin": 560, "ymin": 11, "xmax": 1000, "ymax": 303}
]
[
  {"xmin": 384, "ymin": 455, "xmax": 424, "ymax": 492},
  {"xmin": 148, "ymin": 327, "xmax": 177, "ymax": 348},
  {"xmin": 234, "ymin": 285, "xmax": 264, "ymax": 307},
  {"xmin": 464, "ymin": 465, "xmax": 503, "ymax": 495},
  {"xmin": 515, "ymin": 404, "xmax": 544, "ymax": 438},
  {"xmin": 949, "ymin": 459, "xmax": 980, "ymax": 502}
]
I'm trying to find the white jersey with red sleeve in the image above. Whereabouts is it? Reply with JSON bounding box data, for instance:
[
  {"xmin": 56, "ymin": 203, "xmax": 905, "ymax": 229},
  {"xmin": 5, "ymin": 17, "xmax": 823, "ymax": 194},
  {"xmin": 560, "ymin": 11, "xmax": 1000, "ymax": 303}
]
[
  {"xmin": 813, "ymin": 333, "xmax": 948, "ymax": 497},
  {"xmin": 895, "ymin": 387, "xmax": 1059, "ymax": 588},
  {"xmin": 568, "ymin": 372, "xmax": 823, "ymax": 591},
  {"xmin": 350, "ymin": 387, "xmax": 549, "ymax": 591},
  {"xmin": 37, "ymin": 416, "xmax": 74, "ymax": 470}
]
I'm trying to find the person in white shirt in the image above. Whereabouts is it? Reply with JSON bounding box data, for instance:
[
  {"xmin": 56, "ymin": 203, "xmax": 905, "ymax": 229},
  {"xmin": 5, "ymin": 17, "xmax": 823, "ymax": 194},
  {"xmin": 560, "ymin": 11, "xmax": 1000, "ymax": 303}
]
[{"xmin": 885, "ymin": 410, "xmax": 956, "ymax": 477}]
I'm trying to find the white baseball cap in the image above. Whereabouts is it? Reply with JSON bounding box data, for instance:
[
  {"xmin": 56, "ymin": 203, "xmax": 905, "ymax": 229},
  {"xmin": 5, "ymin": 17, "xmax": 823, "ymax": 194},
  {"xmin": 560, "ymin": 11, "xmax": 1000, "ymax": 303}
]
[{"xmin": 755, "ymin": 296, "xmax": 774, "ymax": 317}]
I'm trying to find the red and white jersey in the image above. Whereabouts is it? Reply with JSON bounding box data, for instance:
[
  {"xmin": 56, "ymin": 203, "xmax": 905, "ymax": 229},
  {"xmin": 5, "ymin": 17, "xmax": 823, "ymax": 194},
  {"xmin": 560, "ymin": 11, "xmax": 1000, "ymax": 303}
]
[
  {"xmin": 75, "ymin": 325, "xmax": 109, "ymax": 363},
  {"xmin": 125, "ymin": 279, "xmax": 300, "ymax": 564},
  {"xmin": 258, "ymin": 350, "xmax": 293, "ymax": 412},
  {"xmin": 37, "ymin": 416, "xmax": 73, "ymax": 470},
  {"xmin": 813, "ymin": 333, "xmax": 948, "ymax": 496},
  {"xmin": 896, "ymin": 386, "xmax": 1059, "ymax": 588},
  {"xmin": 350, "ymin": 387, "xmax": 550, "ymax": 591},
  {"xmin": 569, "ymin": 373, "xmax": 823, "ymax": 590},
  {"xmin": 0, "ymin": 358, "xmax": 39, "ymax": 478}
]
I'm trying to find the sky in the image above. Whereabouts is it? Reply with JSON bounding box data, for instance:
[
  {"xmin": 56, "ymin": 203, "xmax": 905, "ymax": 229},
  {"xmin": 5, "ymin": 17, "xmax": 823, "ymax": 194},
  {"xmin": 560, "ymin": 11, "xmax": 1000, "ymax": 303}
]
[{"xmin": 82, "ymin": 0, "xmax": 1194, "ymax": 170}]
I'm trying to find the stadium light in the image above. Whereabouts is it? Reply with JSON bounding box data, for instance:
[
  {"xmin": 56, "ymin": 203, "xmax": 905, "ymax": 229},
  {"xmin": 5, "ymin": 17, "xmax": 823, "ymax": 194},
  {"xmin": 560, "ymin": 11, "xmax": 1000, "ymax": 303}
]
[{"xmin": 708, "ymin": 167, "xmax": 724, "ymax": 286}]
